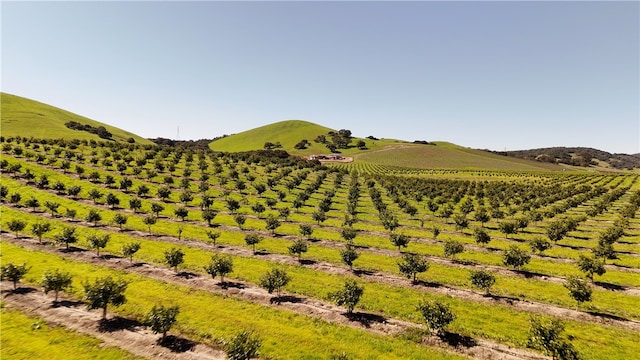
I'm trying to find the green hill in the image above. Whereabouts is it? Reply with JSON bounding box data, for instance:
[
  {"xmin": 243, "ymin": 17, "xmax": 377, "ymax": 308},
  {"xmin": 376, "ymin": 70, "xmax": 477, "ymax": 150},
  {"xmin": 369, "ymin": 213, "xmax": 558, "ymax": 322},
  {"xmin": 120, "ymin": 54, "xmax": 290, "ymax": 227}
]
[
  {"xmin": 1, "ymin": 93, "xmax": 152, "ymax": 144},
  {"xmin": 210, "ymin": 120, "xmax": 562, "ymax": 170}
]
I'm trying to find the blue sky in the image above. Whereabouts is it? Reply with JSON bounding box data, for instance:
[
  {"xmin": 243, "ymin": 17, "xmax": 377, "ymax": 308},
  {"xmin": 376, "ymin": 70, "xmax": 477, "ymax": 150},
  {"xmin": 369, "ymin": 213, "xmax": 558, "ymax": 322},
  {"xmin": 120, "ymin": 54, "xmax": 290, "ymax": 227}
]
[{"xmin": 2, "ymin": 1, "xmax": 638, "ymax": 154}]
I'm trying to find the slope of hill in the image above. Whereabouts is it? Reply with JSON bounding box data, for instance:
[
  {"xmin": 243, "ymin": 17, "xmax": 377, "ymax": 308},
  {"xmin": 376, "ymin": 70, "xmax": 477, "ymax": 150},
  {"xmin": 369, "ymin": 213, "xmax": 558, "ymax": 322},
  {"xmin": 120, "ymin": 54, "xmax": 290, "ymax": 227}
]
[
  {"xmin": 1, "ymin": 93, "xmax": 152, "ymax": 144},
  {"xmin": 209, "ymin": 120, "xmax": 563, "ymax": 171},
  {"xmin": 492, "ymin": 147, "xmax": 640, "ymax": 170}
]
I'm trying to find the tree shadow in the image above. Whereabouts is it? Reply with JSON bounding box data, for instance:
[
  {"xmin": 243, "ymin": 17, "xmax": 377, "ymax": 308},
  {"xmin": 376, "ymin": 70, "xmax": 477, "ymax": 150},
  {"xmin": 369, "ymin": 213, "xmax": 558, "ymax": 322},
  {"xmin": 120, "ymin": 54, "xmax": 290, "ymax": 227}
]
[
  {"xmin": 98, "ymin": 316, "xmax": 142, "ymax": 333},
  {"xmin": 60, "ymin": 246, "xmax": 87, "ymax": 253},
  {"xmin": 3, "ymin": 287, "xmax": 36, "ymax": 296},
  {"xmin": 299, "ymin": 259, "xmax": 317, "ymax": 265},
  {"xmin": 586, "ymin": 310, "xmax": 630, "ymax": 322},
  {"xmin": 158, "ymin": 335, "xmax": 196, "ymax": 353},
  {"xmin": 440, "ymin": 331, "xmax": 478, "ymax": 348},
  {"xmin": 353, "ymin": 269, "xmax": 375, "ymax": 277},
  {"xmin": 414, "ymin": 280, "xmax": 443, "ymax": 289},
  {"xmin": 254, "ymin": 250, "xmax": 270, "ymax": 256},
  {"xmin": 218, "ymin": 281, "xmax": 245, "ymax": 290},
  {"xmin": 101, "ymin": 254, "xmax": 121, "ymax": 260},
  {"xmin": 345, "ymin": 311, "xmax": 387, "ymax": 328},
  {"xmin": 594, "ymin": 281, "xmax": 626, "ymax": 291},
  {"xmin": 486, "ymin": 293, "xmax": 521, "ymax": 305},
  {"xmin": 177, "ymin": 271, "xmax": 198, "ymax": 279},
  {"xmin": 270, "ymin": 295, "xmax": 302, "ymax": 304},
  {"xmin": 52, "ymin": 299, "xmax": 84, "ymax": 308},
  {"xmin": 514, "ymin": 269, "xmax": 547, "ymax": 279}
]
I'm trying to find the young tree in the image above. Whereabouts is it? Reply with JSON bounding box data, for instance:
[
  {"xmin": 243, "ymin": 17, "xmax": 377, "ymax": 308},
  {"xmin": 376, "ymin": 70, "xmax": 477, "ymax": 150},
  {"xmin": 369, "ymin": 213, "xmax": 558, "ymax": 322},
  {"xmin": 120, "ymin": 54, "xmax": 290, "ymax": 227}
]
[
  {"xmin": 264, "ymin": 215, "xmax": 281, "ymax": 235},
  {"xmin": 42, "ymin": 269, "xmax": 73, "ymax": 302},
  {"xmin": 143, "ymin": 215, "xmax": 157, "ymax": 233},
  {"xmin": 547, "ymin": 220, "xmax": 568, "ymax": 242},
  {"xmin": 105, "ymin": 193, "xmax": 120, "ymax": 209},
  {"xmin": 340, "ymin": 243, "xmax": 360, "ymax": 270},
  {"xmin": 328, "ymin": 279, "xmax": 364, "ymax": 314},
  {"xmin": 67, "ymin": 185, "xmax": 82, "ymax": 199},
  {"xmin": 245, "ymin": 233, "xmax": 262, "ymax": 254},
  {"xmin": 288, "ymin": 239, "xmax": 308, "ymax": 263},
  {"xmin": 469, "ymin": 270, "xmax": 496, "ymax": 295},
  {"xmin": 44, "ymin": 201, "xmax": 61, "ymax": 217},
  {"xmin": 112, "ymin": 213, "xmax": 128, "ymax": 230},
  {"xmin": 145, "ymin": 304, "xmax": 180, "ymax": 341},
  {"xmin": 431, "ymin": 226, "xmax": 441, "ymax": 240},
  {"xmin": 31, "ymin": 222, "xmax": 52, "ymax": 243},
  {"xmin": 204, "ymin": 254, "xmax": 234, "ymax": 284},
  {"xmin": 592, "ymin": 241, "xmax": 617, "ymax": 263},
  {"xmin": 278, "ymin": 207, "xmax": 290, "ymax": 220},
  {"xmin": 473, "ymin": 227, "xmax": 491, "ymax": 246},
  {"xmin": 151, "ymin": 203, "xmax": 164, "ymax": 217},
  {"xmin": 56, "ymin": 227, "xmax": 78, "ymax": 250},
  {"xmin": 577, "ymin": 255, "xmax": 606, "ymax": 281},
  {"xmin": 417, "ymin": 300, "xmax": 455, "ymax": 336},
  {"xmin": 6, "ymin": 219, "xmax": 27, "ymax": 238},
  {"xmin": 85, "ymin": 209, "xmax": 102, "ymax": 227},
  {"xmin": 312, "ymin": 210, "xmax": 327, "ymax": 224},
  {"xmin": 529, "ymin": 237, "xmax": 552, "ymax": 255},
  {"xmin": 202, "ymin": 209, "xmax": 217, "ymax": 226},
  {"xmin": 502, "ymin": 245, "xmax": 531, "ymax": 270},
  {"xmin": 1, "ymin": 262, "xmax": 29, "ymax": 290},
  {"xmin": 527, "ymin": 317, "xmax": 580, "ymax": 360},
  {"xmin": 83, "ymin": 276, "xmax": 128, "ymax": 319},
  {"xmin": 88, "ymin": 188, "xmax": 103, "ymax": 204},
  {"xmin": 259, "ymin": 268, "xmax": 291, "ymax": 303},
  {"xmin": 87, "ymin": 234, "xmax": 110, "ymax": 256},
  {"xmin": 25, "ymin": 197, "xmax": 40, "ymax": 212},
  {"xmin": 499, "ymin": 221, "xmax": 518, "ymax": 239},
  {"xmin": 453, "ymin": 214, "xmax": 469, "ymax": 230},
  {"xmin": 129, "ymin": 198, "xmax": 143, "ymax": 213},
  {"xmin": 390, "ymin": 233, "xmax": 410, "ymax": 251},
  {"xmin": 122, "ymin": 242, "xmax": 141, "ymax": 263},
  {"xmin": 157, "ymin": 186, "xmax": 172, "ymax": 202},
  {"xmin": 224, "ymin": 331, "xmax": 262, "ymax": 360},
  {"xmin": 340, "ymin": 227, "xmax": 357, "ymax": 242},
  {"xmin": 206, "ymin": 230, "xmax": 221, "ymax": 246},
  {"xmin": 174, "ymin": 207, "xmax": 189, "ymax": 221},
  {"xmin": 164, "ymin": 247, "xmax": 185, "ymax": 272},
  {"xmin": 398, "ymin": 253, "xmax": 429, "ymax": 284},
  {"xmin": 234, "ymin": 214, "xmax": 247, "ymax": 229},
  {"xmin": 474, "ymin": 207, "xmax": 491, "ymax": 227},
  {"xmin": 226, "ymin": 198, "xmax": 241, "ymax": 213},
  {"xmin": 443, "ymin": 239, "xmax": 465, "ymax": 260},
  {"xmin": 299, "ymin": 224, "xmax": 314, "ymax": 239},
  {"xmin": 564, "ymin": 276, "xmax": 592, "ymax": 309},
  {"xmin": 65, "ymin": 208, "xmax": 77, "ymax": 220}
]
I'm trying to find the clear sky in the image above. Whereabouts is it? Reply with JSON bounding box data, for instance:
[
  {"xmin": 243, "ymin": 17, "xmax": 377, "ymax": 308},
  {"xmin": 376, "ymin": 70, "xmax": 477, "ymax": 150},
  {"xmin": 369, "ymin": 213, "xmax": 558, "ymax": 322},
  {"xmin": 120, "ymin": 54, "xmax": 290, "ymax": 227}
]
[{"xmin": 2, "ymin": 1, "xmax": 639, "ymax": 154}]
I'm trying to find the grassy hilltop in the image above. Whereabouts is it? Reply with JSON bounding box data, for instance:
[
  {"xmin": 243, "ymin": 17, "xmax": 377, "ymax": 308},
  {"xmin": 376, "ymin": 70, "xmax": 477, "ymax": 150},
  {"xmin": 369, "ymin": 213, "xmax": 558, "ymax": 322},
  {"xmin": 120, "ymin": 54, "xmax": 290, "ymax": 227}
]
[
  {"xmin": 210, "ymin": 120, "xmax": 561, "ymax": 171},
  {"xmin": 1, "ymin": 93, "xmax": 152, "ymax": 144}
]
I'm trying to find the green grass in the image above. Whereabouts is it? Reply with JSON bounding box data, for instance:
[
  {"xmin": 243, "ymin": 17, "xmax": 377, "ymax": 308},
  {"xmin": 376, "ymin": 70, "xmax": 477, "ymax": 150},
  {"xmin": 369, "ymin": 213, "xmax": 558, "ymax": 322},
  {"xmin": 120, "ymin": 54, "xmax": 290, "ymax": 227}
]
[
  {"xmin": 0, "ymin": 307, "xmax": 142, "ymax": 360},
  {"xmin": 1, "ymin": 242, "xmax": 463, "ymax": 360},
  {"xmin": 0, "ymin": 93, "xmax": 152, "ymax": 144}
]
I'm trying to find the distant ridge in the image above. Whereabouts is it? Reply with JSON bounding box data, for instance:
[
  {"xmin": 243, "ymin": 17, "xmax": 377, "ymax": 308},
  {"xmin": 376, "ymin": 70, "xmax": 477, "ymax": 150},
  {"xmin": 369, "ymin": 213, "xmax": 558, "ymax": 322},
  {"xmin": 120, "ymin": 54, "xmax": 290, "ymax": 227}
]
[
  {"xmin": 0, "ymin": 92, "xmax": 152, "ymax": 144},
  {"xmin": 490, "ymin": 147, "xmax": 640, "ymax": 170}
]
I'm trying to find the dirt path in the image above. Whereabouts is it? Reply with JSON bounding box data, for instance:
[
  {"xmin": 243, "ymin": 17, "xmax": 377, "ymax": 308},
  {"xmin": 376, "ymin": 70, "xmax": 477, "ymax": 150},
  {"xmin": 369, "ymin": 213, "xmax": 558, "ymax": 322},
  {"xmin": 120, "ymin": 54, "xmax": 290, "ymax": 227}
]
[
  {"xmin": 2, "ymin": 236, "xmax": 553, "ymax": 360},
  {"xmin": 1, "ymin": 281, "xmax": 225, "ymax": 360}
]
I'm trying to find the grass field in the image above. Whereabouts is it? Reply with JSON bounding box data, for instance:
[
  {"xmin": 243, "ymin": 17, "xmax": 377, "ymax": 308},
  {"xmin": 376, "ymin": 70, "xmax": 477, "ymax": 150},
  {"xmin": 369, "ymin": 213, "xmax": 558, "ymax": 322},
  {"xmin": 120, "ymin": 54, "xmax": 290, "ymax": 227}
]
[{"xmin": 0, "ymin": 93, "xmax": 152, "ymax": 144}]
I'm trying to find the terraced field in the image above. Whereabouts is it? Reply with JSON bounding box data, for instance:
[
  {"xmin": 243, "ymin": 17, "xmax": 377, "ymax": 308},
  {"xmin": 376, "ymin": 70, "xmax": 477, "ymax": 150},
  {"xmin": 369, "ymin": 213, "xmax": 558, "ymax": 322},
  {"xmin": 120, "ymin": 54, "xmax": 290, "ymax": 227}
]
[{"xmin": 1, "ymin": 137, "xmax": 639, "ymax": 359}]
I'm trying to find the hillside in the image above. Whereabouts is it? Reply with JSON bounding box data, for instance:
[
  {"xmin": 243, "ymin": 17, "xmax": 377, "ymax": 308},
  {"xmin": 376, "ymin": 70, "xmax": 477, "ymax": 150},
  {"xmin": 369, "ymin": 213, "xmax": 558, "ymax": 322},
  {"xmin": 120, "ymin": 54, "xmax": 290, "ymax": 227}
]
[
  {"xmin": 210, "ymin": 120, "xmax": 562, "ymax": 171},
  {"xmin": 491, "ymin": 147, "xmax": 640, "ymax": 170},
  {"xmin": 0, "ymin": 93, "xmax": 152, "ymax": 144}
]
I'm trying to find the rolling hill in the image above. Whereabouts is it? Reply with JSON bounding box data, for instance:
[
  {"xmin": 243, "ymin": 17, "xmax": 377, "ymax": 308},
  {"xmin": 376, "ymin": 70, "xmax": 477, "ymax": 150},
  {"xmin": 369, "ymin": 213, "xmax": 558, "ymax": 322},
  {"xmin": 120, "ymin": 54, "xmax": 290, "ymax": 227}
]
[
  {"xmin": 0, "ymin": 93, "xmax": 152, "ymax": 144},
  {"xmin": 210, "ymin": 120, "xmax": 563, "ymax": 171},
  {"xmin": 491, "ymin": 147, "xmax": 640, "ymax": 170}
]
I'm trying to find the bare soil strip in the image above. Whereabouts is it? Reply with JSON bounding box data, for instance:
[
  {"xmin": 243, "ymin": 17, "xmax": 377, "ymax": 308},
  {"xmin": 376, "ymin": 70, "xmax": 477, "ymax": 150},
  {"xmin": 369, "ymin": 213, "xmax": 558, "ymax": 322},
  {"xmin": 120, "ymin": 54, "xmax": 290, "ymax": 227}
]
[
  {"xmin": 1, "ymin": 281, "xmax": 225, "ymax": 360},
  {"xmin": 2, "ymin": 236, "xmax": 552, "ymax": 360}
]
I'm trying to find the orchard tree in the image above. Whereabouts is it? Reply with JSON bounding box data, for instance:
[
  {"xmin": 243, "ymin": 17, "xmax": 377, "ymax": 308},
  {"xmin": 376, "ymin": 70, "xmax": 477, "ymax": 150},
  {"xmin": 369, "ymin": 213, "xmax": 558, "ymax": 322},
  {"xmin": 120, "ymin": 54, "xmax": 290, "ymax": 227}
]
[
  {"xmin": 145, "ymin": 305, "xmax": 180, "ymax": 341},
  {"xmin": 474, "ymin": 227, "xmax": 491, "ymax": 246},
  {"xmin": 88, "ymin": 188, "xmax": 103, "ymax": 204},
  {"xmin": 6, "ymin": 219, "xmax": 26, "ymax": 238},
  {"xmin": 42, "ymin": 269, "xmax": 73, "ymax": 302},
  {"xmin": 398, "ymin": 253, "xmax": 429, "ymax": 284},
  {"xmin": 527, "ymin": 316, "xmax": 580, "ymax": 360},
  {"xmin": 340, "ymin": 243, "xmax": 360, "ymax": 270},
  {"xmin": 340, "ymin": 227, "xmax": 357, "ymax": 242},
  {"xmin": 234, "ymin": 214, "xmax": 247, "ymax": 229},
  {"xmin": 164, "ymin": 247, "xmax": 185, "ymax": 272},
  {"xmin": 204, "ymin": 254, "xmax": 234, "ymax": 284},
  {"xmin": 129, "ymin": 198, "xmax": 142, "ymax": 213},
  {"xmin": 288, "ymin": 239, "xmax": 308, "ymax": 263},
  {"xmin": 278, "ymin": 207, "xmax": 290, "ymax": 220},
  {"xmin": 265, "ymin": 215, "xmax": 281, "ymax": 235},
  {"xmin": 328, "ymin": 279, "xmax": 364, "ymax": 314},
  {"xmin": 564, "ymin": 276, "xmax": 592, "ymax": 309},
  {"xmin": 205, "ymin": 230, "xmax": 221, "ymax": 246},
  {"xmin": 474, "ymin": 207, "xmax": 491, "ymax": 226},
  {"xmin": 299, "ymin": 224, "xmax": 314, "ymax": 239},
  {"xmin": 443, "ymin": 239, "xmax": 464, "ymax": 260},
  {"xmin": 503, "ymin": 245, "xmax": 531, "ymax": 270},
  {"xmin": 224, "ymin": 331, "xmax": 262, "ymax": 360},
  {"xmin": 83, "ymin": 276, "xmax": 128, "ymax": 319},
  {"xmin": 31, "ymin": 222, "xmax": 52, "ymax": 243},
  {"xmin": 25, "ymin": 197, "xmax": 40, "ymax": 212},
  {"xmin": 259, "ymin": 268, "xmax": 290, "ymax": 303},
  {"xmin": 469, "ymin": 270, "xmax": 496, "ymax": 295},
  {"xmin": 105, "ymin": 193, "xmax": 120, "ymax": 209},
  {"xmin": 122, "ymin": 242, "xmax": 141, "ymax": 263},
  {"xmin": 432, "ymin": 226, "xmax": 441, "ymax": 240},
  {"xmin": 390, "ymin": 233, "xmax": 410, "ymax": 251},
  {"xmin": 85, "ymin": 209, "xmax": 102, "ymax": 227},
  {"xmin": 202, "ymin": 209, "xmax": 217, "ymax": 226},
  {"xmin": 151, "ymin": 203, "xmax": 164, "ymax": 217},
  {"xmin": 44, "ymin": 201, "xmax": 61, "ymax": 217},
  {"xmin": 417, "ymin": 300, "xmax": 455, "ymax": 336},
  {"xmin": 143, "ymin": 215, "xmax": 157, "ymax": 233},
  {"xmin": 87, "ymin": 234, "xmax": 110, "ymax": 256},
  {"xmin": 56, "ymin": 227, "xmax": 78, "ymax": 250},
  {"xmin": 530, "ymin": 237, "xmax": 552, "ymax": 255},
  {"xmin": 1, "ymin": 262, "xmax": 29, "ymax": 290},
  {"xmin": 499, "ymin": 221, "xmax": 518, "ymax": 239},
  {"xmin": 592, "ymin": 241, "xmax": 617, "ymax": 263},
  {"xmin": 547, "ymin": 220, "xmax": 568, "ymax": 242},
  {"xmin": 312, "ymin": 210, "xmax": 327, "ymax": 224},
  {"xmin": 245, "ymin": 233, "xmax": 262, "ymax": 254},
  {"xmin": 174, "ymin": 207, "xmax": 189, "ymax": 221},
  {"xmin": 577, "ymin": 255, "xmax": 606, "ymax": 282},
  {"xmin": 112, "ymin": 213, "xmax": 128, "ymax": 230}
]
